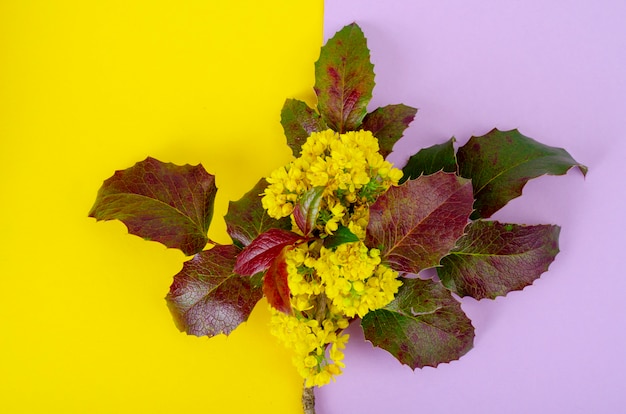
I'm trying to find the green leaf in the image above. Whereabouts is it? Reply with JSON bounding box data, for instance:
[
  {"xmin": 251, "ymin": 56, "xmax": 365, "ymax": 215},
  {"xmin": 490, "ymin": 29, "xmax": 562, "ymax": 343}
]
[
  {"xmin": 366, "ymin": 172, "xmax": 474, "ymax": 274},
  {"xmin": 165, "ymin": 245, "xmax": 263, "ymax": 337},
  {"xmin": 280, "ymin": 98, "xmax": 327, "ymax": 157},
  {"xmin": 88, "ymin": 157, "xmax": 217, "ymax": 256},
  {"xmin": 457, "ymin": 128, "xmax": 588, "ymax": 219},
  {"xmin": 224, "ymin": 179, "xmax": 291, "ymax": 248},
  {"xmin": 400, "ymin": 138, "xmax": 457, "ymax": 184},
  {"xmin": 438, "ymin": 220, "xmax": 560, "ymax": 299},
  {"xmin": 314, "ymin": 23, "xmax": 375, "ymax": 133},
  {"xmin": 293, "ymin": 186, "xmax": 325, "ymax": 236},
  {"xmin": 361, "ymin": 278, "xmax": 474, "ymax": 369},
  {"xmin": 362, "ymin": 104, "xmax": 418, "ymax": 159},
  {"xmin": 323, "ymin": 225, "xmax": 360, "ymax": 249}
]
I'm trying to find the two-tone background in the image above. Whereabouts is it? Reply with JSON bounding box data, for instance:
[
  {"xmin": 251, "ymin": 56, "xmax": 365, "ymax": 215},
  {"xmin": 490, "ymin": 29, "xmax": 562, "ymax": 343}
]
[{"xmin": 2, "ymin": 1, "xmax": 625, "ymax": 413}]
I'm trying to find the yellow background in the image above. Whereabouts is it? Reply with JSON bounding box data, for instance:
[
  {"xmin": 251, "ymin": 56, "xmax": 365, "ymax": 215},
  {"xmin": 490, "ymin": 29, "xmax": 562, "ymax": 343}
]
[{"xmin": 0, "ymin": 1, "xmax": 322, "ymax": 412}]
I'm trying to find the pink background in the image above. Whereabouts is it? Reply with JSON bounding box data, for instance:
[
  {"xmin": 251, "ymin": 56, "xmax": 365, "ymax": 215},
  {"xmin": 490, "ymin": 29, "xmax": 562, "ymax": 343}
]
[{"xmin": 319, "ymin": 1, "xmax": 626, "ymax": 413}]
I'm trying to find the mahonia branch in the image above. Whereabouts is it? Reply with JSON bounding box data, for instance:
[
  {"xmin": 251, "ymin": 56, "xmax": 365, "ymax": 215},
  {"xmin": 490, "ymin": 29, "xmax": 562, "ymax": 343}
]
[{"xmin": 302, "ymin": 384, "xmax": 316, "ymax": 414}]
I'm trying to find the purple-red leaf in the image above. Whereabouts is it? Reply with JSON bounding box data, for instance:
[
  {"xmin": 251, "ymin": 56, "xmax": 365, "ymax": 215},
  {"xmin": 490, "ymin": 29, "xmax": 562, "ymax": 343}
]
[
  {"xmin": 438, "ymin": 220, "xmax": 561, "ymax": 299},
  {"xmin": 233, "ymin": 228, "xmax": 304, "ymax": 276},
  {"xmin": 457, "ymin": 128, "xmax": 588, "ymax": 219},
  {"xmin": 314, "ymin": 23, "xmax": 375, "ymax": 133},
  {"xmin": 263, "ymin": 248, "xmax": 292, "ymax": 314},
  {"xmin": 366, "ymin": 172, "xmax": 474, "ymax": 274},
  {"xmin": 88, "ymin": 157, "xmax": 216, "ymax": 255},
  {"xmin": 281, "ymin": 98, "xmax": 327, "ymax": 157},
  {"xmin": 361, "ymin": 278, "xmax": 475, "ymax": 369},
  {"xmin": 224, "ymin": 179, "xmax": 291, "ymax": 248},
  {"xmin": 165, "ymin": 245, "xmax": 263, "ymax": 337},
  {"xmin": 361, "ymin": 104, "xmax": 418, "ymax": 159},
  {"xmin": 293, "ymin": 186, "xmax": 325, "ymax": 236}
]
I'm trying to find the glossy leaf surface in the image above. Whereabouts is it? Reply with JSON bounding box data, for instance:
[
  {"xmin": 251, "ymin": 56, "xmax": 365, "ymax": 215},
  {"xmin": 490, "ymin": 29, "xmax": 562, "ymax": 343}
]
[
  {"xmin": 401, "ymin": 138, "xmax": 457, "ymax": 183},
  {"xmin": 323, "ymin": 225, "xmax": 360, "ymax": 249},
  {"xmin": 281, "ymin": 98, "xmax": 327, "ymax": 157},
  {"xmin": 362, "ymin": 278, "xmax": 474, "ymax": 369},
  {"xmin": 165, "ymin": 245, "xmax": 263, "ymax": 337},
  {"xmin": 457, "ymin": 128, "xmax": 588, "ymax": 219},
  {"xmin": 314, "ymin": 23, "xmax": 375, "ymax": 133},
  {"xmin": 438, "ymin": 220, "xmax": 560, "ymax": 299},
  {"xmin": 224, "ymin": 179, "xmax": 291, "ymax": 248},
  {"xmin": 233, "ymin": 228, "xmax": 304, "ymax": 276},
  {"xmin": 362, "ymin": 104, "xmax": 417, "ymax": 159},
  {"xmin": 366, "ymin": 172, "xmax": 474, "ymax": 274},
  {"xmin": 293, "ymin": 186, "xmax": 325, "ymax": 236},
  {"xmin": 263, "ymin": 248, "xmax": 292, "ymax": 314},
  {"xmin": 89, "ymin": 157, "xmax": 217, "ymax": 255}
]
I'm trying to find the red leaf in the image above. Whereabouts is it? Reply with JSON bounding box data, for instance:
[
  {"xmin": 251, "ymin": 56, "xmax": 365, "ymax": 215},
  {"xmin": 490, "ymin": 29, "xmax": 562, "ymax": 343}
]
[
  {"xmin": 263, "ymin": 248, "xmax": 292, "ymax": 314},
  {"xmin": 366, "ymin": 172, "xmax": 474, "ymax": 274},
  {"xmin": 165, "ymin": 245, "xmax": 263, "ymax": 337},
  {"xmin": 362, "ymin": 278, "xmax": 474, "ymax": 369},
  {"xmin": 89, "ymin": 157, "xmax": 217, "ymax": 255},
  {"xmin": 233, "ymin": 228, "xmax": 304, "ymax": 276},
  {"xmin": 314, "ymin": 23, "xmax": 375, "ymax": 132},
  {"xmin": 361, "ymin": 104, "xmax": 418, "ymax": 159},
  {"xmin": 438, "ymin": 221, "xmax": 561, "ymax": 299}
]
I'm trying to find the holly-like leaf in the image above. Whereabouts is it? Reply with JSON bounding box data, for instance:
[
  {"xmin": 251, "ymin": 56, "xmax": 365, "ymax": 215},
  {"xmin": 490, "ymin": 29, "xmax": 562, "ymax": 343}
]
[
  {"xmin": 263, "ymin": 248, "xmax": 292, "ymax": 314},
  {"xmin": 457, "ymin": 128, "xmax": 588, "ymax": 219},
  {"xmin": 225, "ymin": 179, "xmax": 291, "ymax": 248},
  {"xmin": 165, "ymin": 245, "xmax": 263, "ymax": 337},
  {"xmin": 233, "ymin": 228, "xmax": 304, "ymax": 276},
  {"xmin": 293, "ymin": 186, "xmax": 325, "ymax": 236},
  {"xmin": 323, "ymin": 225, "xmax": 360, "ymax": 249},
  {"xmin": 281, "ymin": 98, "xmax": 327, "ymax": 157},
  {"xmin": 362, "ymin": 104, "xmax": 418, "ymax": 159},
  {"xmin": 437, "ymin": 220, "xmax": 560, "ymax": 300},
  {"xmin": 361, "ymin": 278, "xmax": 474, "ymax": 369},
  {"xmin": 314, "ymin": 23, "xmax": 375, "ymax": 133},
  {"xmin": 89, "ymin": 157, "xmax": 217, "ymax": 256},
  {"xmin": 366, "ymin": 172, "xmax": 474, "ymax": 274},
  {"xmin": 401, "ymin": 138, "xmax": 457, "ymax": 184}
]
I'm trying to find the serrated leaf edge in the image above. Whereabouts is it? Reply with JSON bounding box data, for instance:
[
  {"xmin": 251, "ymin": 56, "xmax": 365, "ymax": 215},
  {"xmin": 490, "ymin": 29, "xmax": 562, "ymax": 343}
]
[{"xmin": 361, "ymin": 290, "xmax": 476, "ymax": 369}]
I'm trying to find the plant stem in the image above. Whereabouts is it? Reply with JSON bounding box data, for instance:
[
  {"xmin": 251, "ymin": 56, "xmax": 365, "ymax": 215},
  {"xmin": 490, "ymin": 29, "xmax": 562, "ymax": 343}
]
[{"xmin": 302, "ymin": 383, "xmax": 316, "ymax": 414}]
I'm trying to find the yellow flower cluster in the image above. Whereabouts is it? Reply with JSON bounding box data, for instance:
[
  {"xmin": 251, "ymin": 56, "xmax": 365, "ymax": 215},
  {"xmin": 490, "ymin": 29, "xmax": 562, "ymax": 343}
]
[
  {"xmin": 269, "ymin": 307, "xmax": 349, "ymax": 388},
  {"xmin": 264, "ymin": 129, "xmax": 404, "ymax": 387},
  {"xmin": 270, "ymin": 240, "xmax": 401, "ymax": 387},
  {"xmin": 314, "ymin": 242, "xmax": 402, "ymax": 318},
  {"xmin": 262, "ymin": 129, "xmax": 403, "ymax": 235}
]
